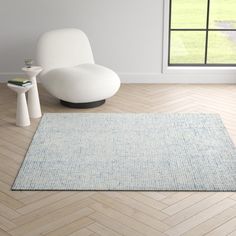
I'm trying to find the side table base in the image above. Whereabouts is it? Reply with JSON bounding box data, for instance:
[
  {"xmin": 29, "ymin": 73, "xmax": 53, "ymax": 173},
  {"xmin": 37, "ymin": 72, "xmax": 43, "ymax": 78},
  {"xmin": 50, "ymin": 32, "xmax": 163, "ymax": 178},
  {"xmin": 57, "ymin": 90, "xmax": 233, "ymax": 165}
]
[{"xmin": 16, "ymin": 93, "xmax": 30, "ymax": 127}]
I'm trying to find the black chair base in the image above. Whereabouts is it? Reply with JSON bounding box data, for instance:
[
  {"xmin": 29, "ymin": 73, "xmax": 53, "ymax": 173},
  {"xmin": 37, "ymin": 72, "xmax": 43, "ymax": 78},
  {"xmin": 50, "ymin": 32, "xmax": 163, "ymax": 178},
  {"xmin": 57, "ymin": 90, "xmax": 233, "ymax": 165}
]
[{"xmin": 60, "ymin": 99, "xmax": 105, "ymax": 109}]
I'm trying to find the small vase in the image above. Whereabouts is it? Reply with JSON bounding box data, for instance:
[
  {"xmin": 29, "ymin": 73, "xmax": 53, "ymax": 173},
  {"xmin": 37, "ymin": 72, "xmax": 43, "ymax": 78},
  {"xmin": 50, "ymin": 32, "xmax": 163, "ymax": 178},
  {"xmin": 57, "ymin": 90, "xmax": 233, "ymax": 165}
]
[{"xmin": 24, "ymin": 59, "xmax": 34, "ymax": 68}]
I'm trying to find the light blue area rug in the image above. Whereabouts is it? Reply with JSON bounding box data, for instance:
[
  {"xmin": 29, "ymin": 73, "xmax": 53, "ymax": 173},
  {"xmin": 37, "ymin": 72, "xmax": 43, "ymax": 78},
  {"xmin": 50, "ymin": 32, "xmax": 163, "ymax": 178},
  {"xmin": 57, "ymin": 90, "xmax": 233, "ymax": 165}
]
[{"xmin": 12, "ymin": 113, "xmax": 236, "ymax": 191}]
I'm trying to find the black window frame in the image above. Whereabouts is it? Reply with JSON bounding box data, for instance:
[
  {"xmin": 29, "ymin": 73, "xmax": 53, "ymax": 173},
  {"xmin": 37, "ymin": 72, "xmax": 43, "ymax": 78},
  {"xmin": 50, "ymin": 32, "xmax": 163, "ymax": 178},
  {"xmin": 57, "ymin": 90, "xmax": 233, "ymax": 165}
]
[{"xmin": 168, "ymin": 0, "xmax": 236, "ymax": 67}]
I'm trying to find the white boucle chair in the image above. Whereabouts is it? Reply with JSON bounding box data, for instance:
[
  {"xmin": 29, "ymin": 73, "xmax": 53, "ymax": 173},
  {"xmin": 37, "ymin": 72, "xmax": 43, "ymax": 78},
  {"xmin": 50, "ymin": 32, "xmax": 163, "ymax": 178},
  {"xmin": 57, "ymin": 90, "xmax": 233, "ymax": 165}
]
[{"xmin": 37, "ymin": 28, "xmax": 120, "ymax": 108}]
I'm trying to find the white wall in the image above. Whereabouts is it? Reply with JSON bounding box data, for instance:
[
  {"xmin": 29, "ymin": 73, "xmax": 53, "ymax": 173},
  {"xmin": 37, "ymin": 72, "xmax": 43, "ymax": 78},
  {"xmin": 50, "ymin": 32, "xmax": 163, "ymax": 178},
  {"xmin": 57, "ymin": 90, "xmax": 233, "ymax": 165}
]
[
  {"xmin": 0, "ymin": 0, "xmax": 163, "ymax": 82},
  {"xmin": 0, "ymin": 0, "xmax": 235, "ymax": 83}
]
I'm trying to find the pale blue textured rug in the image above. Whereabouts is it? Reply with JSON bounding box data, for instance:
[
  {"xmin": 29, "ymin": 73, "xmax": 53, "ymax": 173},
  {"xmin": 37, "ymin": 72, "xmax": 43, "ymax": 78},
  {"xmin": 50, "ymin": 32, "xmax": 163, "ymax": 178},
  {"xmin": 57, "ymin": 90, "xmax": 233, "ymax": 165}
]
[{"xmin": 12, "ymin": 113, "xmax": 236, "ymax": 191}]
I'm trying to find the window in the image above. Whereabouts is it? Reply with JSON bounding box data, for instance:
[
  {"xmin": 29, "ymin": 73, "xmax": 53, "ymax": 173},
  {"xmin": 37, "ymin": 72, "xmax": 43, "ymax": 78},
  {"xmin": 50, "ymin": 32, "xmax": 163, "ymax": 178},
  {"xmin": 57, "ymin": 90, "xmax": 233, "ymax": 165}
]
[{"xmin": 169, "ymin": 0, "xmax": 236, "ymax": 66}]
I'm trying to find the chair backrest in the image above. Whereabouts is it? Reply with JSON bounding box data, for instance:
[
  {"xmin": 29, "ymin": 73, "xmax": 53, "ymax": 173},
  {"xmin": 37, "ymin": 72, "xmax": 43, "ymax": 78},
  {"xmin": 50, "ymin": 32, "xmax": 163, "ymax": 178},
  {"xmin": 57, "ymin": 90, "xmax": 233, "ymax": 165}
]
[{"xmin": 37, "ymin": 28, "xmax": 94, "ymax": 73}]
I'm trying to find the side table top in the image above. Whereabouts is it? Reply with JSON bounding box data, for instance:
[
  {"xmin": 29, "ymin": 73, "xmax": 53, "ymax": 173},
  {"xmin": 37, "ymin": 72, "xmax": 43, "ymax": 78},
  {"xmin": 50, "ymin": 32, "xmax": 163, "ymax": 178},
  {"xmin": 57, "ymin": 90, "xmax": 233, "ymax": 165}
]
[
  {"xmin": 22, "ymin": 66, "xmax": 43, "ymax": 73},
  {"xmin": 7, "ymin": 83, "xmax": 33, "ymax": 92}
]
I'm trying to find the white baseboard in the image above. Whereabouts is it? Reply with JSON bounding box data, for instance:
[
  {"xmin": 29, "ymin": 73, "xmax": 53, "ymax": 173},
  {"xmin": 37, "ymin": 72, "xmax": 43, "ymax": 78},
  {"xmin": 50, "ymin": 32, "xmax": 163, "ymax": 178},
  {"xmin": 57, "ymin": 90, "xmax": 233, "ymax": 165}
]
[
  {"xmin": 1, "ymin": 72, "xmax": 236, "ymax": 84},
  {"xmin": 119, "ymin": 73, "xmax": 236, "ymax": 84},
  {"xmin": 119, "ymin": 73, "xmax": 162, "ymax": 83}
]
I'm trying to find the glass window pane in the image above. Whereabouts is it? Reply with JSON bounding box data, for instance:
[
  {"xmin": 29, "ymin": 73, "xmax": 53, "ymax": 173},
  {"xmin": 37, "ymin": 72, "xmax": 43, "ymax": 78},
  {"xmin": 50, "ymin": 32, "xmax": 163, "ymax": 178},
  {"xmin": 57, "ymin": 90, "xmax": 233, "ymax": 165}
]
[
  {"xmin": 170, "ymin": 31, "xmax": 206, "ymax": 64},
  {"xmin": 209, "ymin": 0, "xmax": 236, "ymax": 29},
  {"xmin": 171, "ymin": 0, "xmax": 208, "ymax": 29},
  {"xmin": 207, "ymin": 31, "xmax": 236, "ymax": 64}
]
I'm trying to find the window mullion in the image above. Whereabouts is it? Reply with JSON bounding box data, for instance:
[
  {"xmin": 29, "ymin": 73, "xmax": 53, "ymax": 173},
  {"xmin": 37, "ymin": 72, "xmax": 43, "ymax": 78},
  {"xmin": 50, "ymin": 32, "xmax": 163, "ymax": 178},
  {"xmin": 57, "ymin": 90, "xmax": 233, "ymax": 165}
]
[
  {"xmin": 204, "ymin": 0, "xmax": 211, "ymax": 64},
  {"xmin": 168, "ymin": 0, "xmax": 172, "ymax": 65}
]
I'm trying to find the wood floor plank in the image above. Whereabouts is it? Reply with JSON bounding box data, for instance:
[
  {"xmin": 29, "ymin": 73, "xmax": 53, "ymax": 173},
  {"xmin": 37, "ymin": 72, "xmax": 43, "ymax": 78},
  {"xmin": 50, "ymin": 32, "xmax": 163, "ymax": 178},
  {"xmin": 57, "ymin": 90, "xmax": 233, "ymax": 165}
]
[
  {"xmin": 0, "ymin": 202, "xmax": 21, "ymax": 220},
  {"xmin": 181, "ymin": 207, "xmax": 236, "ymax": 236},
  {"xmin": 13, "ymin": 197, "xmax": 96, "ymax": 226},
  {"xmin": 10, "ymin": 207, "xmax": 94, "ymax": 236},
  {"xmin": 89, "ymin": 212, "xmax": 144, "ymax": 236},
  {"xmin": 162, "ymin": 192, "xmax": 213, "ymax": 216},
  {"xmin": 89, "ymin": 202, "xmax": 166, "ymax": 236},
  {"xmin": 228, "ymin": 230, "xmax": 236, "ymax": 236},
  {"xmin": 164, "ymin": 193, "xmax": 234, "ymax": 226},
  {"xmin": 44, "ymin": 217, "xmax": 94, "ymax": 236},
  {"xmin": 16, "ymin": 192, "xmax": 76, "ymax": 214},
  {"xmin": 205, "ymin": 217, "xmax": 236, "ymax": 236},
  {"xmin": 68, "ymin": 227, "xmax": 94, "ymax": 236},
  {"xmin": 88, "ymin": 222, "xmax": 122, "ymax": 236},
  {"xmin": 0, "ymin": 228, "xmax": 12, "ymax": 236},
  {"xmin": 91, "ymin": 193, "xmax": 169, "ymax": 232},
  {"xmin": 0, "ymin": 215, "xmax": 16, "ymax": 230},
  {"xmin": 123, "ymin": 192, "xmax": 168, "ymax": 210},
  {"xmin": 165, "ymin": 198, "xmax": 236, "ymax": 236},
  {"xmin": 104, "ymin": 192, "xmax": 168, "ymax": 220}
]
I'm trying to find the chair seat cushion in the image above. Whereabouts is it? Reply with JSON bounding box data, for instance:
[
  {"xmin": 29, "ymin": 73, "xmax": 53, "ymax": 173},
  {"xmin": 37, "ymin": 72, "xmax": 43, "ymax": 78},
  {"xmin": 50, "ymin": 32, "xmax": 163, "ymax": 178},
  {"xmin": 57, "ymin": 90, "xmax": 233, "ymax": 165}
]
[{"xmin": 41, "ymin": 64, "xmax": 120, "ymax": 103}]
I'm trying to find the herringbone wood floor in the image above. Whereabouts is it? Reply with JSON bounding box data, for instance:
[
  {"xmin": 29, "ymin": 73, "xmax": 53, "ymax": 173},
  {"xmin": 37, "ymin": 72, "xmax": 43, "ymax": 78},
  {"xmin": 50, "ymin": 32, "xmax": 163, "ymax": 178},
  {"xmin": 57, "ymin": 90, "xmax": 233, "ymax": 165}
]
[{"xmin": 0, "ymin": 83, "xmax": 236, "ymax": 236}]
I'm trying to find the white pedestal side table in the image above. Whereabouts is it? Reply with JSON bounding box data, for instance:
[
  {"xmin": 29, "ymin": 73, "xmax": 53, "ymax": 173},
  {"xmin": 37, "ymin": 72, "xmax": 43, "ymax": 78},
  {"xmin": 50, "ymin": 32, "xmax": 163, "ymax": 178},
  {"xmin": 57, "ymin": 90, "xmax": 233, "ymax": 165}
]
[
  {"xmin": 7, "ymin": 84, "xmax": 33, "ymax": 127},
  {"xmin": 22, "ymin": 66, "xmax": 43, "ymax": 118}
]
